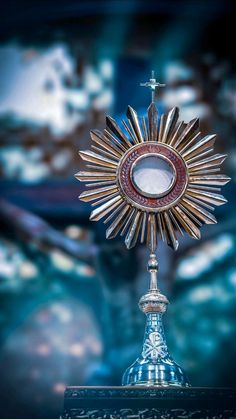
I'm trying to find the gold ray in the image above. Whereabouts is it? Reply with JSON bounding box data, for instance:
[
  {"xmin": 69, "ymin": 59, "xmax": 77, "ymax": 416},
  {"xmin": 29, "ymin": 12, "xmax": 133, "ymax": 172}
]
[
  {"xmin": 185, "ymin": 148, "xmax": 214, "ymax": 165},
  {"xmin": 91, "ymin": 145, "xmax": 120, "ymax": 161},
  {"xmin": 173, "ymin": 118, "xmax": 199, "ymax": 149},
  {"xmin": 106, "ymin": 204, "xmax": 131, "ymax": 239},
  {"xmin": 187, "ymin": 188, "xmax": 227, "ymax": 206},
  {"xmin": 189, "ymin": 174, "xmax": 231, "ymax": 186},
  {"xmin": 177, "ymin": 131, "xmax": 201, "ymax": 154},
  {"xmin": 140, "ymin": 212, "xmax": 147, "ymax": 243},
  {"xmin": 79, "ymin": 185, "xmax": 118, "ymax": 202},
  {"xmin": 106, "ymin": 115, "xmax": 133, "ymax": 149},
  {"xmin": 177, "ymin": 203, "xmax": 202, "ymax": 227},
  {"xmin": 181, "ymin": 134, "xmax": 216, "ymax": 160},
  {"xmin": 148, "ymin": 103, "xmax": 158, "ymax": 141},
  {"xmin": 161, "ymin": 107, "xmax": 179, "ymax": 144},
  {"xmin": 147, "ymin": 213, "xmax": 158, "ymax": 253},
  {"xmin": 172, "ymin": 206, "xmax": 201, "ymax": 239},
  {"xmin": 120, "ymin": 208, "xmax": 136, "ymax": 236},
  {"xmin": 168, "ymin": 121, "xmax": 186, "ymax": 146},
  {"xmin": 91, "ymin": 192, "xmax": 119, "ymax": 207},
  {"xmin": 142, "ymin": 116, "xmax": 148, "ymax": 141},
  {"xmin": 86, "ymin": 164, "xmax": 117, "ymax": 173},
  {"xmin": 79, "ymin": 150, "xmax": 118, "ymax": 169},
  {"xmin": 125, "ymin": 210, "xmax": 142, "ymax": 249},
  {"xmin": 188, "ymin": 154, "xmax": 227, "ymax": 172},
  {"xmin": 181, "ymin": 197, "xmax": 217, "ymax": 224},
  {"xmin": 168, "ymin": 209, "xmax": 184, "ymax": 236},
  {"xmin": 127, "ymin": 106, "xmax": 144, "ymax": 143},
  {"xmin": 103, "ymin": 201, "xmax": 127, "ymax": 223},
  {"xmin": 104, "ymin": 129, "xmax": 128, "ymax": 152},
  {"xmin": 185, "ymin": 193, "xmax": 215, "ymax": 210},
  {"xmin": 122, "ymin": 120, "xmax": 137, "ymax": 144},
  {"xmin": 86, "ymin": 181, "xmax": 116, "ymax": 188},
  {"xmin": 90, "ymin": 129, "xmax": 123, "ymax": 158},
  {"xmin": 127, "ymin": 119, "xmax": 141, "ymax": 144},
  {"xmin": 156, "ymin": 213, "xmax": 165, "ymax": 242},
  {"xmin": 188, "ymin": 184, "xmax": 221, "ymax": 192},
  {"xmin": 75, "ymin": 171, "xmax": 116, "ymax": 182},
  {"xmin": 90, "ymin": 195, "xmax": 123, "ymax": 221},
  {"xmin": 158, "ymin": 114, "xmax": 167, "ymax": 142},
  {"xmin": 163, "ymin": 211, "xmax": 178, "ymax": 250},
  {"xmin": 188, "ymin": 167, "xmax": 221, "ymax": 176}
]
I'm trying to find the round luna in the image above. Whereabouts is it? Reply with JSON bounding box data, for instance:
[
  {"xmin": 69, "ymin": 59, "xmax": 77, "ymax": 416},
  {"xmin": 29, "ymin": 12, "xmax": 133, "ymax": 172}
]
[
  {"xmin": 76, "ymin": 104, "xmax": 229, "ymax": 251},
  {"xmin": 118, "ymin": 142, "xmax": 187, "ymax": 212}
]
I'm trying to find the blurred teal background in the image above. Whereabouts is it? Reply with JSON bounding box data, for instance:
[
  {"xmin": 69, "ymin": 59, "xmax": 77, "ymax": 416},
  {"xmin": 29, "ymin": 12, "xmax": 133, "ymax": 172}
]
[{"xmin": 0, "ymin": 1, "xmax": 236, "ymax": 418}]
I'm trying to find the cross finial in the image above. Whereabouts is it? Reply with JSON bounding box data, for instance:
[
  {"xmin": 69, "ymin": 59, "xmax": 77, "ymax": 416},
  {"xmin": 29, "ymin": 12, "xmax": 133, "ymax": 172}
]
[{"xmin": 140, "ymin": 70, "xmax": 166, "ymax": 103}]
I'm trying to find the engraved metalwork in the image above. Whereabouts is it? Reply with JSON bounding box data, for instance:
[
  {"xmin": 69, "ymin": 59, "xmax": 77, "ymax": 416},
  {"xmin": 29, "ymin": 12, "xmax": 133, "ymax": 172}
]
[{"xmin": 75, "ymin": 72, "xmax": 230, "ymax": 388}]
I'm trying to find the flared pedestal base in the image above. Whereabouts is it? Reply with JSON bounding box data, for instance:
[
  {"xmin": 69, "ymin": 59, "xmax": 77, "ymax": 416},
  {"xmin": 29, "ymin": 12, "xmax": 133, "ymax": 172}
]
[{"xmin": 122, "ymin": 358, "xmax": 190, "ymax": 387}]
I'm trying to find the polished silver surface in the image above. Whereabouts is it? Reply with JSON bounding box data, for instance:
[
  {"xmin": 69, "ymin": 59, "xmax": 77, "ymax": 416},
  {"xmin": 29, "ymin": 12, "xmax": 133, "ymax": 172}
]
[{"xmin": 122, "ymin": 253, "xmax": 190, "ymax": 387}]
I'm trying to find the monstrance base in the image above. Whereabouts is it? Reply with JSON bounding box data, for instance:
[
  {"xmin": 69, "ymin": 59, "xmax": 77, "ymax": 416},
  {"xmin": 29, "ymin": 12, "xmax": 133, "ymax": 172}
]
[{"xmin": 122, "ymin": 358, "xmax": 190, "ymax": 387}]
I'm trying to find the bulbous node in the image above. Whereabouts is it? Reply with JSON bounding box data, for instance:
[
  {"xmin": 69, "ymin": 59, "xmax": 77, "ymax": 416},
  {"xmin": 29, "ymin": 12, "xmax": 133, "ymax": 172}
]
[{"xmin": 139, "ymin": 290, "xmax": 169, "ymax": 314}]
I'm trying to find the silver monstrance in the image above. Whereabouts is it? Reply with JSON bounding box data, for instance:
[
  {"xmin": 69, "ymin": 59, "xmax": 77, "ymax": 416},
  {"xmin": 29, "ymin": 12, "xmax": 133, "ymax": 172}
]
[{"xmin": 75, "ymin": 71, "xmax": 230, "ymax": 387}]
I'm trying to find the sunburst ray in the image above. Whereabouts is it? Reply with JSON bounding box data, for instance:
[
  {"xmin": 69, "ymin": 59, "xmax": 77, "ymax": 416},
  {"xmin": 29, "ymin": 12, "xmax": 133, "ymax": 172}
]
[
  {"xmin": 148, "ymin": 103, "xmax": 158, "ymax": 141},
  {"xmin": 76, "ymin": 103, "xmax": 229, "ymax": 250}
]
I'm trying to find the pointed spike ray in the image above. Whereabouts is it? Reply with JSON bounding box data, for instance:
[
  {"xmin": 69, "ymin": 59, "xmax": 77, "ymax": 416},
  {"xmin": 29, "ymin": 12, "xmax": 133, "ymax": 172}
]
[
  {"xmin": 187, "ymin": 188, "xmax": 227, "ymax": 206},
  {"xmin": 182, "ymin": 134, "xmax": 216, "ymax": 160},
  {"xmin": 177, "ymin": 203, "xmax": 202, "ymax": 227},
  {"xmin": 91, "ymin": 192, "xmax": 119, "ymax": 207},
  {"xmin": 161, "ymin": 107, "xmax": 179, "ymax": 144},
  {"xmin": 122, "ymin": 120, "xmax": 137, "ymax": 144},
  {"xmin": 91, "ymin": 145, "xmax": 120, "ymax": 161},
  {"xmin": 90, "ymin": 129, "xmax": 123, "ymax": 158},
  {"xmin": 189, "ymin": 174, "xmax": 231, "ymax": 186},
  {"xmin": 125, "ymin": 211, "xmax": 142, "ymax": 249},
  {"xmin": 158, "ymin": 114, "xmax": 167, "ymax": 142},
  {"xmin": 120, "ymin": 208, "xmax": 136, "ymax": 236},
  {"xmin": 103, "ymin": 128, "xmax": 127, "ymax": 152},
  {"xmin": 147, "ymin": 102, "xmax": 158, "ymax": 141},
  {"xmin": 86, "ymin": 181, "xmax": 116, "ymax": 188},
  {"xmin": 142, "ymin": 116, "xmax": 148, "ymax": 141},
  {"xmin": 156, "ymin": 213, "xmax": 165, "ymax": 241},
  {"xmin": 79, "ymin": 150, "xmax": 118, "ymax": 169},
  {"xmin": 168, "ymin": 121, "xmax": 186, "ymax": 146},
  {"xmin": 185, "ymin": 148, "xmax": 214, "ymax": 165},
  {"xmin": 188, "ymin": 185, "xmax": 221, "ymax": 193},
  {"xmin": 147, "ymin": 213, "xmax": 157, "ymax": 253},
  {"xmin": 126, "ymin": 106, "xmax": 143, "ymax": 143},
  {"xmin": 188, "ymin": 153, "xmax": 227, "ymax": 172},
  {"xmin": 140, "ymin": 212, "xmax": 147, "ymax": 243},
  {"xmin": 185, "ymin": 193, "xmax": 215, "ymax": 210},
  {"xmin": 177, "ymin": 131, "xmax": 201, "ymax": 154},
  {"xmin": 79, "ymin": 185, "xmax": 118, "ymax": 202},
  {"xmin": 168, "ymin": 209, "xmax": 184, "ymax": 236},
  {"xmin": 106, "ymin": 115, "xmax": 132, "ymax": 148},
  {"xmin": 75, "ymin": 171, "xmax": 116, "ymax": 182},
  {"xmin": 181, "ymin": 197, "xmax": 217, "ymax": 224},
  {"xmin": 90, "ymin": 196, "xmax": 123, "ymax": 221},
  {"xmin": 86, "ymin": 164, "xmax": 117, "ymax": 173},
  {"xmin": 103, "ymin": 201, "xmax": 126, "ymax": 223},
  {"xmin": 172, "ymin": 118, "xmax": 200, "ymax": 149},
  {"xmin": 163, "ymin": 211, "xmax": 179, "ymax": 250},
  {"xmin": 106, "ymin": 204, "xmax": 131, "ymax": 239},
  {"xmin": 172, "ymin": 206, "xmax": 201, "ymax": 239}
]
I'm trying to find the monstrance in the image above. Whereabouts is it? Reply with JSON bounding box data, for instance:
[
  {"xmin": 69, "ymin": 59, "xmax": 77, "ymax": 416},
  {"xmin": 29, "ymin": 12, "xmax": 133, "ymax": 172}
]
[{"xmin": 75, "ymin": 71, "xmax": 230, "ymax": 387}]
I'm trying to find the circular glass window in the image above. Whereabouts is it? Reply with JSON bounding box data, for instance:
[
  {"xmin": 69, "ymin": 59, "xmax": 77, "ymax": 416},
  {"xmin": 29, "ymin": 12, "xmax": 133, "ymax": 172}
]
[{"xmin": 131, "ymin": 154, "xmax": 176, "ymax": 198}]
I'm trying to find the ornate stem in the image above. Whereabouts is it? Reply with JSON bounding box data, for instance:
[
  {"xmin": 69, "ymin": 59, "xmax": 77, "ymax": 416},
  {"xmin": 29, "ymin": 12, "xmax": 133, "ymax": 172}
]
[{"xmin": 122, "ymin": 252, "xmax": 190, "ymax": 387}]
